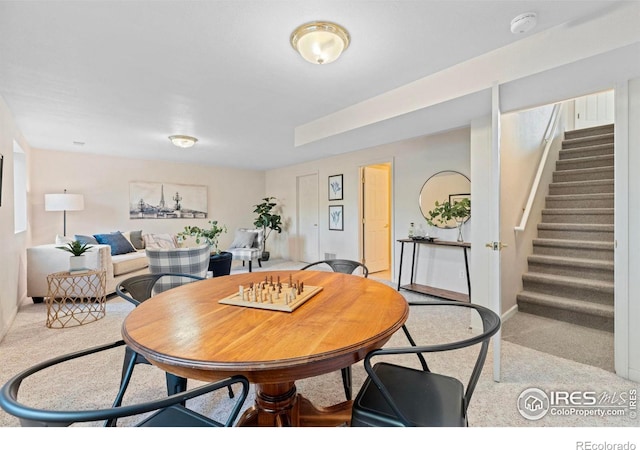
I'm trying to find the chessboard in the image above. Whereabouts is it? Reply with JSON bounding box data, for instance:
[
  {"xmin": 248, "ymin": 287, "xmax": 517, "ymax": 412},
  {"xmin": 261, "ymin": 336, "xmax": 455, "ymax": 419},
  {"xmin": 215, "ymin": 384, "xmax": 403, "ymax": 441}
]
[{"xmin": 218, "ymin": 275, "xmax": 323, "ymax": 312}]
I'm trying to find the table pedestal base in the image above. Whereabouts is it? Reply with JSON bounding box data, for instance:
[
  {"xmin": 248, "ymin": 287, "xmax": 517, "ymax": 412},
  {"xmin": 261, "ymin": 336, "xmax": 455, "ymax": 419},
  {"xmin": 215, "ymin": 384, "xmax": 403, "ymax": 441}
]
[{"xmin": 237, "ymin": 382, "xmax": 352, "ymax": 427}]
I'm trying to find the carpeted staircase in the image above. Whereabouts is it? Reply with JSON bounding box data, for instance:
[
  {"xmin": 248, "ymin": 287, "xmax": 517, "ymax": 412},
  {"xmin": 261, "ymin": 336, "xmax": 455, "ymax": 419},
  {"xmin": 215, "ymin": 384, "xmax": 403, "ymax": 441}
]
[{"xmin": 517, "ymin": 123, "xmax": 614, "ymax": 332}]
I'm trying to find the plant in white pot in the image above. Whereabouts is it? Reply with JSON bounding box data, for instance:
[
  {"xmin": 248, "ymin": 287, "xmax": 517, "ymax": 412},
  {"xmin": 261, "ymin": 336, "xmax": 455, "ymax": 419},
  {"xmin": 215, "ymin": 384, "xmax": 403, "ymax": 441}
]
[
  {"xmin": 252, "ymin": 197, "xmax": 283, "ymax": 261},
  {"xmin": 56, "ymin": 240, "xmax": 94, "ymax": 273},
  {"xmin": 176, "ymin": 220, "xmax": 228, "ymax": 254}
]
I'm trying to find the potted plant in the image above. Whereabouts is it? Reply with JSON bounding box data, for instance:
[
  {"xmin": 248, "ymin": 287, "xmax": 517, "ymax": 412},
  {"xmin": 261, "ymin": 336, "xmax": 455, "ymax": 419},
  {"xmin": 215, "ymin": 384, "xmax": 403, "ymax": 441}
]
[
  {"xmin": 177, "ymin": 220, "xmax": 232, "ymax": 277},
  {"xmin": 426, "ymin": 198, "xmax": 471, "ymax": 242},
  {"xmin": 56, "ymin": 240, "xmax": 93, "ymax": 273},
  {"xmin": 252, "ymin": 196, "xmax": 283, "ymax": 261}
]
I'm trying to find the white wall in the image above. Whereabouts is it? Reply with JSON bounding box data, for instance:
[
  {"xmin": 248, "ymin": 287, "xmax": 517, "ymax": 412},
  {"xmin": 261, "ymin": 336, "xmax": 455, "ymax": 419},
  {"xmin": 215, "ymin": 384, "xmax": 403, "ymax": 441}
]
[
  {"xmin": 499, "ymin": 103, "xmax": 559, "ymax": 312},
  {"xmin": 29, "ymin": 149, "xmax": 266, "ymax": 250},
  {"xmin": 265, "ymin": 127, "xmax": 471, "ymax": 294},
  {"xmin": 0, "ymin": 95, "xmax": 33, "ymax": 339}
]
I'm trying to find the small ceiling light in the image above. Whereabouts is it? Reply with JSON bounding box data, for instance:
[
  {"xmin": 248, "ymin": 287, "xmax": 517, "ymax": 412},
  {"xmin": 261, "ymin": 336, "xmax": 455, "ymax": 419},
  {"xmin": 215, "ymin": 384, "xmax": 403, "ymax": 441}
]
[
  {"xmin": 169, "ymin": 135, "xmax": 198, "ymax": 148},
  {"xmin": 290, "ymin": 21, "xmax": 350, "ymax": 64},
  {"xmin": 510, "ymin": 12, "xmax": 537, "ymax": 34}
]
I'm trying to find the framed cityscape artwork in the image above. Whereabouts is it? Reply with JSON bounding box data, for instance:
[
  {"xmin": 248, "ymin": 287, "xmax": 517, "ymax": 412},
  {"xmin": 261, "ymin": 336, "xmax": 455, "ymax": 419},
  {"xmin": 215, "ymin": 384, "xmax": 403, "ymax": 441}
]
[{"xmin": 129, "ymin": 181, "xmax": 207, "ymax": 219}]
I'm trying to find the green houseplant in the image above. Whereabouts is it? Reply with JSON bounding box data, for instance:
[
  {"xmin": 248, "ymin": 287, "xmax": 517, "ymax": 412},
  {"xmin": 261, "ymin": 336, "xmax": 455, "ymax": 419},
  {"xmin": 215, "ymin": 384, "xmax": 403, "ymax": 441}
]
[
  {"xmin": 176, "ymin": 220, "xmax": 228, "ymax": 254},
  {"xmin": 56, "ymin": 240, "xmax": 93, "ymax": 272},
  {"xmin": 252, "ymin": 197, "xmax": 283, "ymax": 261},
  {"xmin": 426, "ymin": 198, "xmax": 471, "ymax": 242}
]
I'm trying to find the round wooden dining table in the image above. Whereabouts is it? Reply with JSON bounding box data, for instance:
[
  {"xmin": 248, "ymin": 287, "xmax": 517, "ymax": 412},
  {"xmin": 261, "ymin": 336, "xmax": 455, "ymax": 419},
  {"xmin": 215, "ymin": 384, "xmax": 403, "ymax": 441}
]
[{"xmin": 122, "ymin": 270, "xmax": 409, "ymax": 427}]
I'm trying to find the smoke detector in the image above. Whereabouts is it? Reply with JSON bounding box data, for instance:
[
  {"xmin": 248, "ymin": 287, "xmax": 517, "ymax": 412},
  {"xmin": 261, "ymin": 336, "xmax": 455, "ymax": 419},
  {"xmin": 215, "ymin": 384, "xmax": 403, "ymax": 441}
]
[{"xmin": 510, "ymin": 12, "xmax": 537, "ymax": 34}]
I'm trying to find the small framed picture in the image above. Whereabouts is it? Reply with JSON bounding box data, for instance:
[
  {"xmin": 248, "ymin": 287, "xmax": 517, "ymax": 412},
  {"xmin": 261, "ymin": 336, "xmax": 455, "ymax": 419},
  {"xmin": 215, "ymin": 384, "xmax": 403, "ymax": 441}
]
[
  {"xmin": 329, "ymin": 205, "xmax": 344, "ymax": 231},
  {"xmin": 328, "ymin": 174, "xmax": 343, "ymax": 201}
]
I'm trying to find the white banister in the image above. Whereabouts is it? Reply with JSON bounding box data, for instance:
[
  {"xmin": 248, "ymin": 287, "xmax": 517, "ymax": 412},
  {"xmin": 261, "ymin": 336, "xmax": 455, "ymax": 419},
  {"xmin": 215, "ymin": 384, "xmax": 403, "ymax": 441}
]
[{"xmin": 514, "ymin": 103, "xmax": 563, "ymax": 232}]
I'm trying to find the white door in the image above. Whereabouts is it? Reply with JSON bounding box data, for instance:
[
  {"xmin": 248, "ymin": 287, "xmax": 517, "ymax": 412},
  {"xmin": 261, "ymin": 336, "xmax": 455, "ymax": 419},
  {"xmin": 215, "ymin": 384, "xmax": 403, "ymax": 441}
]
[
  {"xmin": 297, "ymin": 173, "xmax": 319, "ymax": 263},
  {"xmin": 575, "ymin": 90, "xmax": 614, "ymax": 129},
  {"xmin": 362, "ymin": 164, "xmax": 391, "ymax": 273},
  {"xmin": 470, "ymin": 85, "xmax": 502, "ymax": 381}
]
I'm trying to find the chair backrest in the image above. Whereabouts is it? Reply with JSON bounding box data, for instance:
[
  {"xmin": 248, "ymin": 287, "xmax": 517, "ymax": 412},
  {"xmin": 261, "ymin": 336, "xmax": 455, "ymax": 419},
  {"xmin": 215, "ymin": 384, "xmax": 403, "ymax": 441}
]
[
  {"xmin": 116, "ymin": 273, "xmax": 205, "ymax": 306},
  {"xmin": 228, "ymin": 228, "xmax": 264, "ymax": 250},
  {"xmin": 0, "ymin": 340, "xmax": 249, "ymax": 427},
  {"xmin": 146, "ymin": 244, "xmax": 210, "ymax": 293},
  {"xmin": 301, "ymin": 259, "xmax": 369, "ymax": 277},
  {"xmin": 364, "ymin": 300, "xmax": 501, "ymax": 425}
]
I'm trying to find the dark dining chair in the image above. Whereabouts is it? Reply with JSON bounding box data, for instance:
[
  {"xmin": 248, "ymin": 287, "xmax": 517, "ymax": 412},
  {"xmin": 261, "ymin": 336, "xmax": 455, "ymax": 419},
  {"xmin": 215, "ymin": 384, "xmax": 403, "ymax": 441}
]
[
  {"xmin": 350, "ymin": 300, "xmax": 501, "ymax": 427},
  {"xmin": 300, "ymin": 259, "xmax": 369, "ymax": 278},
  {"xmin": 0, "ymin": 340, "xmax": 249, "ymax": 427},
  {"xmin": 115, "ymin": 273, "xmax": 234, "ymax": 410},
  {"xmin": 301, "ymin": 258, "xmax": 369, "ymax": 401}
]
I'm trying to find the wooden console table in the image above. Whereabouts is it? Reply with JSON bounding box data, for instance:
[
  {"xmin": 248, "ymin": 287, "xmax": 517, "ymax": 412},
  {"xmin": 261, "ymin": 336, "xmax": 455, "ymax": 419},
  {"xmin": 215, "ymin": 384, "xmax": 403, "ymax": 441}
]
[{"xmin": 397, "ymin": 238, "xmax": 471, "ymax": 302}]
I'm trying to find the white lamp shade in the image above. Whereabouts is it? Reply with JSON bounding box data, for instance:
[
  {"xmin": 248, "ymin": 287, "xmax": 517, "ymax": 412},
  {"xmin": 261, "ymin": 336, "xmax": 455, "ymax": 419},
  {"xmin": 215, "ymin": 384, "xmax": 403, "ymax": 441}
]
[{"xmin": 45, "ymin": 193, "xmax": 84, "ymax": 211}]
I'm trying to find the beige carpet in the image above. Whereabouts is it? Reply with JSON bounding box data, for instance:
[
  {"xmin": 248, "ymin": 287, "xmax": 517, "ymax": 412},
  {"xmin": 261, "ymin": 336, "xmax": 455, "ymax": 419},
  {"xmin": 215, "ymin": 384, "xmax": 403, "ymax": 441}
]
[{"xmin": 1, "ymin": 260, "xmax": 638, "ymax": 439}]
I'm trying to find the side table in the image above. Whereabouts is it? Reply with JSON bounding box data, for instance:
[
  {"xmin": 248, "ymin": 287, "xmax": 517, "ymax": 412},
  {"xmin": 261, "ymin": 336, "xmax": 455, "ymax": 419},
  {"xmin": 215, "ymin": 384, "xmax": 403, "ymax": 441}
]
[{"xmin": 46, "ymin": 269, "xmax": 107, "ymax": 328}]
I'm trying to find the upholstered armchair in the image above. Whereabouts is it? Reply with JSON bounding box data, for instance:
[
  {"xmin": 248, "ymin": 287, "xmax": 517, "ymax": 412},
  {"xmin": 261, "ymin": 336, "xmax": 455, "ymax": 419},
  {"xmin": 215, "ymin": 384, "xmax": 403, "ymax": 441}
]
[
  {"xmin": 145, "ymin": 244, "xmax": 210, "ymax": 293},
  {"xmin": 226, "ymin": 228, "xmax": 264, "ymax": 272}
]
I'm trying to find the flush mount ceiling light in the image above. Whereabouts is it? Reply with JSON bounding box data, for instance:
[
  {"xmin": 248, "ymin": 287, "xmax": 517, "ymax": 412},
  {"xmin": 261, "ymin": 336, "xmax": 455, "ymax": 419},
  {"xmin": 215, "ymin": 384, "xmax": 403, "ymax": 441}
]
[
  {"xmin": 169, "ymin": 135, "xmax": 198, "ymax": 148},
  {"xmin": 510, "ymin": 12, "xmax": 537, "ymax": 34},
  {"xmin": 290, "ymin": 21, "xmax": 350, "ymax": 64}
]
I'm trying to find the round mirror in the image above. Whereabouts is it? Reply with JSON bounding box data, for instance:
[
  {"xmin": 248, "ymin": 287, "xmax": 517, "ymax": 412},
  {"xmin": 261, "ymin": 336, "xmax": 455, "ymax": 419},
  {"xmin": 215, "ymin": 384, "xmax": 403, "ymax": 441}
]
[{"xmin": 419, "ymin": 171, "xmax": 470, "ymax": 229}]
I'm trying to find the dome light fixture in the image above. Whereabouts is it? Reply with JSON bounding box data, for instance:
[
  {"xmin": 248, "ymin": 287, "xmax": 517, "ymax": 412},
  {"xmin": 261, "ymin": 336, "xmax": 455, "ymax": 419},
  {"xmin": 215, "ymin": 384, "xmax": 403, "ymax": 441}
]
[
  {"xmin": 169, "ymin": 135, "xmax": 198, "ymax": 148},
  {"xmin": 290, "ymin": 21, "xmax": 350, "ymax": 65}
]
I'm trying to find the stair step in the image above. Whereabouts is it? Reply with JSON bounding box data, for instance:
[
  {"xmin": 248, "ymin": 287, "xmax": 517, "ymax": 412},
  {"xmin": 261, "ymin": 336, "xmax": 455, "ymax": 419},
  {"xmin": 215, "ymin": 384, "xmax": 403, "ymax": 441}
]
[
  {"xmin": 522, "ymin": 272, "xmax": 613, "ymax": 304},
  {"xmin": 556, "ymin": 154, "xmax": 614, "ymax": 171},
  {"xmin": 559, "ymin": 143, "xmax": 613, "ymax": 160},
  {"xmin": 548, "ymin": 179, "xmax": 613, "ymax": 195},
  {"xmin": 517, "ymin": 291, "xmax": 613, "ymax": 331},
  {"xmin": 527, "ymin": 254, "xmax": 613, "ymax": 281},
  {"xmin": 545, "ymin": 193, "xmax": 613, "ymax": 209},
  {"xmin": 553, "ymin": 166, "xmax": 613, "ymax": 183},
  {"xmin": 564, "ymin": 124, "xmax": 614, "ymax": 140},
  {"xmin": 541, "ymin": 208, "xmax": 613, "ymax": 224},
  {"xmin": 532, "ymin": 238, "xmax": 614, "ymax": 260},
  {"xmin": 562, "ymin": 133, "xmax": 614, "ymax": 149},
  {"xmin": 537, "ymin": 223, "xmax": 614, "ymax": 242}
]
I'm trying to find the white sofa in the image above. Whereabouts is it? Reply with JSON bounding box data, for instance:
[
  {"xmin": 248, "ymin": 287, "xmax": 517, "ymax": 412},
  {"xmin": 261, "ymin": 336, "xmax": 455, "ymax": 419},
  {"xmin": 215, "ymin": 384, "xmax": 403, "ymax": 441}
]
[{"xmin": 26, "ymin": 244, "xmax": 149, "ymax": 303}]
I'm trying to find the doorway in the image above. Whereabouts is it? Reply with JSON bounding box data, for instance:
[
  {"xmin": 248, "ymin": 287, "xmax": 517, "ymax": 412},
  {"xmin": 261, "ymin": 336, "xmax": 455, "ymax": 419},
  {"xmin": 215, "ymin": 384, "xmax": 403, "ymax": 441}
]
[
  {"xmin": 297, "ymin": 173, "xmax": 319, "ymax": 263},
  {"xmin": 361, "ymin": 163, "xmax": 392, "ymax": 279}
]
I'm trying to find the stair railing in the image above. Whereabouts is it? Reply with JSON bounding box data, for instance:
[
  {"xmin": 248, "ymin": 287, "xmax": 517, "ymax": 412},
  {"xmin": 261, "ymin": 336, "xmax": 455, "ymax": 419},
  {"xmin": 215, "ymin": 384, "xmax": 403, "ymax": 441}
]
[{"xmin": 514, "ymin": 103, "xmax": 563, "ymax": 232}]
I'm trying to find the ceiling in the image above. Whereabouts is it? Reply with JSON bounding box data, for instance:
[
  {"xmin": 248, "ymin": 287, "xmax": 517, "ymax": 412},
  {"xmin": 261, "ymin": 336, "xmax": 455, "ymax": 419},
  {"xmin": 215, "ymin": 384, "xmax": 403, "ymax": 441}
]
[{"xmin": 0, "ymin": 1, "xmax": 635, "ymax": 170}]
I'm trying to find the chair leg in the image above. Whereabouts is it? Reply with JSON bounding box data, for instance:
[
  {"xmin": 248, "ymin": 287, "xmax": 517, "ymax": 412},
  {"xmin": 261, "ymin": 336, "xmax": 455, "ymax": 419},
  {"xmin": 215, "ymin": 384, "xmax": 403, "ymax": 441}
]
[
  {"xmin": 257, "ymin": 259, "xmax": 262, "ymax": 268},
  {"xmin": 248, "ymin": 260, "xmax": 252, "ymax": 272},
  {"xmin": 165, "ymin": 373, "xmax": 188, "ymax": 396},
  {"xmin": 341, "ymin": 366, "xmax": 352, "ymax": 401}
]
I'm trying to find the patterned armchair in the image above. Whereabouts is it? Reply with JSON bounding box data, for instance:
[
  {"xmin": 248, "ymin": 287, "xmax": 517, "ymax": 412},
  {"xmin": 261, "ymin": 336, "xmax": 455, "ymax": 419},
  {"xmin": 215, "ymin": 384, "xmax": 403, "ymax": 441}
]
[
  {"xmin": 145, "ymin": 244, "xmax": 210, "ymax": 293},
  {"xmin": 226, "ymin": 228, "xmax": 264, "ymax": 272}
]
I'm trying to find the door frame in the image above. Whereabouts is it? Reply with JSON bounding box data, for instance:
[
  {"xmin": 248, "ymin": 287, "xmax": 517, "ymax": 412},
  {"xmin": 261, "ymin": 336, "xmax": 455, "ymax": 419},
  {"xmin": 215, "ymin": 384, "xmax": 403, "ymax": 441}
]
[{"xmin": 359, "ymin": 158, "xmax": 395, "ymax": 274}]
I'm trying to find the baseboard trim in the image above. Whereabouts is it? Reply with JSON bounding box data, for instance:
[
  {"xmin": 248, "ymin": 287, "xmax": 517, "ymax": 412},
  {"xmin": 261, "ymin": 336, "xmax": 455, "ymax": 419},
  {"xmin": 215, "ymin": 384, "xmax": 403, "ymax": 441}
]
[{"xmin": 502, "ymin": 304, "xmax": 518, "ymax": 322}]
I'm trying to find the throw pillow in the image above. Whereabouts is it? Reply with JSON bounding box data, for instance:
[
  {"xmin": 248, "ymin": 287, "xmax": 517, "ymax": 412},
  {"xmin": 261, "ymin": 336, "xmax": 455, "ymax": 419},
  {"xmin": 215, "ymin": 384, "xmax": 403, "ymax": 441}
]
[
  {"xmin": 143, "ymin": 233, "xmax": 177, "ymax": 249},
  {"xmin": 74, "ymin": 234, "xmax": 99, "ymax": 245},
  {"xmin": 129, "ymin": 230, "xmax": 145, "ymax": 249},
  {"xmin": 93, "ymin": 232, "xmax": 137, "ymax": 256},
  {"xmin": 55, "ymin": 234, "xmax": 73, "ymax": 245},
  {"xmin": 229, "ymin": 229, "xmax": 258, "ymax": 249}
]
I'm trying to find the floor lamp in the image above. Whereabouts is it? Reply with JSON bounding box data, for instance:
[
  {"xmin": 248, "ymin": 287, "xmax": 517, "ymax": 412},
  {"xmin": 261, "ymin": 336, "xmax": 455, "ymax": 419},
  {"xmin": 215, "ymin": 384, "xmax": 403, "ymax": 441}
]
[{"xmin": 45, "ymin": 189, "xmax": 84, "ymax": 236}]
